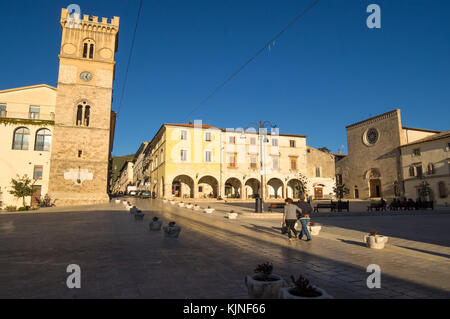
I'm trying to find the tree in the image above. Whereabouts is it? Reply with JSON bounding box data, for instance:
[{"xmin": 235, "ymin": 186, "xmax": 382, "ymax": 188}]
[
  {"xmin": 333, "ymin": 184, "xmax": 349, "ymax": 200},
  {"xmin": 9, "ymin": 175, "xmax": 35, "ymax": 208},
  {"xmin": 318, "ymin": 147, "xmax": 331, "ymax": 153}
]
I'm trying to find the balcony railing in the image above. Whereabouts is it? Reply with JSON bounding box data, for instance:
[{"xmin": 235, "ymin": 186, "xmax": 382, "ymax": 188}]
[{"xmin": 0, "ymin": 111, "xmax": 55, "ymax": 121}]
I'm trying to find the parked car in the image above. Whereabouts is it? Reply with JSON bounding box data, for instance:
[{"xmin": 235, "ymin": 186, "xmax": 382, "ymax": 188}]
[
  {"xmin": 140, "ymin": 191, "xmax": 151, "ymax": 199},
  {"xmin": 129, "ymin": 191, "xmax": 137, "ymax": 196}
]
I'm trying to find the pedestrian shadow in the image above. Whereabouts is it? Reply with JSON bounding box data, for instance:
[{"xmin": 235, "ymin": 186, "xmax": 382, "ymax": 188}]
[
  {"xmin": 395, "ymin": 245, "xmax": 450, "ymax": 259},
  {"xmin": 241, "ymin": 224, "xmax": 285, "ymax": 237},
  {"xmin": 337, "ymin": 238, "xmax": 366, "ymax": 247}
]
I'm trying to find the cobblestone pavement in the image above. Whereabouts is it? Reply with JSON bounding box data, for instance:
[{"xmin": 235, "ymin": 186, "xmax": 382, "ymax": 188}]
[{"xmin": 0, "ymin": 199, "xmax": 449, "ymax": 299}]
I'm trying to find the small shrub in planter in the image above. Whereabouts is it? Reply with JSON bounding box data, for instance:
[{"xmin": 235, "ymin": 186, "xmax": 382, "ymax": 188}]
[
  {"xmin": 204, "ymin": 206, "xmax": 215, "ymax": 214},
  {"xmin": 163, "ymin": 221, "xmax": 182, "ymax": 238},
  {"xmin": 193, "ymin": 204, "xmax": 200, "ymax": 211},
  {"xmin": 134, "ymin": 209, "xmax": 145, "ymax": 220},
  {"xmin": 6, "ymin": 206, "xmax": 17, "ymax": 212},
  {"xmin": 178, "ymin": 202, "xmax": 185, "ymax": 207},
  {"xmin": 245, "ymin": 262, "xmax": 286, "ymax": 299},
  {"xmin": 149, "ymin": 217, "xmax": 162, "ymax": 231},
  {"xmin": 227, "ymin": 210, "xmax": 238, "ymax": 219},
  {"xmin": 279, "ymin": 275, "xmax": 332, "ymax": 299},
  {"xmin": 185, "ymin": 203, "xmax": 193, "ymax": 209},
  {"xmin": 364, "ymin": 229, "xmax": 388, "ymax": 249},
  {"xmin": 18, "ymin": 206, "xmax": 30, "ymax": 212}
]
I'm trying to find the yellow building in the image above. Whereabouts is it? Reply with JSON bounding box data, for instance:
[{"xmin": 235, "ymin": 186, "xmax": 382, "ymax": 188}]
[
  {"xmin": 0, "ymin": 9, "xmax": 119, "ymax": 209},
  {"xmin": 127, "ymin": 122, "xmax": 336, "ymax": 200}
]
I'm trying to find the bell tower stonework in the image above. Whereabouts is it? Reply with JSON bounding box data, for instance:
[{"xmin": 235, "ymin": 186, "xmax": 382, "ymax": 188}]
[{"xmin": 48, "ymin": 9, "xmax": 119, "ymax": 206}]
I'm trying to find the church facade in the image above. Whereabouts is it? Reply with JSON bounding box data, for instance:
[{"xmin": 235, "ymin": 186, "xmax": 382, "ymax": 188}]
[
  {"xmin": 336, "ymin": 109, "xmax": 449, "ymax": 205},
  {"xmin": 0, "ymin": 9, "xmax": 119, "ymax": 209}
]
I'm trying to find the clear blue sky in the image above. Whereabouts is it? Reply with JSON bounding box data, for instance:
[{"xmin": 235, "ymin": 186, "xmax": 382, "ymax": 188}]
[{"xmin": 1, "ymin": 0, "xmax": 449, "ymax": 156}]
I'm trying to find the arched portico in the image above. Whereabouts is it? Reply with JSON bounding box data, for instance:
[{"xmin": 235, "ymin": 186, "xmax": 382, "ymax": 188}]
[
  {"xmin": 225, "ymin": 177, "xmax": 242, "ymax": 198},
  {"xmin": 267, "ymin": 178, "xmax": 284, "ymax": 199},
  {"xmin": 287, "ymin": 179, "xmax": 303, "ymax": 199},
  {"xmin": 198, "ymin": 175, "xmax": 219, "ymax": 198},
  {"xmin": 172, "ymin": 175, "xmax": 194, "ymax": 198},
  {"xmin": 245, "ymin": 178, "xmax": 260, "ymax": 198}
]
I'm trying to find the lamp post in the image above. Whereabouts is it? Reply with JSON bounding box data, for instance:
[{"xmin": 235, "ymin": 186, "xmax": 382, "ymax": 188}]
[{"xmin": 242, "ymin": 121, "xmax": 277, "ymax": 213}]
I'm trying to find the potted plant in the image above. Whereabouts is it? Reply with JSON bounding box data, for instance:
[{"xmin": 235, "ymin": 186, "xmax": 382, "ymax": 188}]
[
  {"xmin": 162, "ymin": 198, "xmax": 168, "ymax": 204},
  {"xmin": 115, "ymin": 199, "xmax": 121, "ymax": 204},
  {"xmin": 178, "ymin": 201, "xmax": 185, "ymax": 208},
  {"xmin": 170, "ymin": 200, "xmax": 176, "ymax": 205},
  {"xmin": 227, "ymin": 210, "xmax": 238, "ymax": 219},
  {"xmin": 279, "ymin": 275, "xmax": 332, "ymax": 299},
  {"xmin": 134, "ymin": 209, "xmax": 145, "ymax": 220},
  {"xmin": 130, "ymin": 206, "xmax": 138, "ymax": 214},
  {"xmin": 163, "ymin": 221, "xmax": 182, "ymax": 238},
  {"xmin": 245, "ymin": 262, "xmax": 286, "ymax": 299},
  {"xmin": 204, "ymin": 206, "xmax": 215, "ymax": 214},
  {"xmin": 149, "ymin": 217, "xmax": 162, "ymax": 231},
  {"xmin": 308, "ymin": 222, "xmax": 322, "ymax": 236},
  {"xmin": 364, "ymin": 230, "xmax": 388, "ymax": 249},
  {"xmin": 185, "ymin": 203, "xmax": 193, "ymax": 209},
  {"xmin": 193, "ymin": 204, "xmax": 200, "ymax": 211}
]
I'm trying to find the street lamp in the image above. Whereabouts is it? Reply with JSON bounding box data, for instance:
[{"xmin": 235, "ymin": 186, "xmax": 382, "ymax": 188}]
[{"xmin": 241, "ymin": 121, "xmax": 277, "ymax": 213}]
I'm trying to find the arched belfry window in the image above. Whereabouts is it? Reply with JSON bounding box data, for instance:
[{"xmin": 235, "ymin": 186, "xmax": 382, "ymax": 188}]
[
  {"xmin": 76, "ymin": 101, "xmax": 91, "ymax": 127},
  {"xmin": 82, "ymin": 39, "xmax": 95, "ymax": 59}
]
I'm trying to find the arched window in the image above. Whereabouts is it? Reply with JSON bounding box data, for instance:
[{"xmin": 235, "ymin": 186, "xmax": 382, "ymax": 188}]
[
  {"xmin": 84, "ymin": 106, "xmax": 90, "ymax": 127},
  {"xmin": 12, "ymin": 127, "xmax": 30, "ymax": 150},
  {"xmin": 82, "ymin": 39, "xmax": 95, "ymax": 59},
  {"xmin": 75, "ymin": 101, "xmax": 91, "ymax": 127},
  {"xmin": 76, "ymin": 105, "xmax": 83, "ymax": 126},
  {"xmin": 35, "ymin": 129, "xmax": 52, "ymax": 151}
]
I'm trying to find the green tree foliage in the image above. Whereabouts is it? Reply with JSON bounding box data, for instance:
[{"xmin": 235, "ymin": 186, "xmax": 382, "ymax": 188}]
[
  {"xmin": 318, "ymin": 147, "xmax": 331, "ymax": 153},
  {"xmin": 9, "ymin": 175, "xmax": 35, "ymax": 208},
  {"xmin": 333, "ymin": 184, "xmax": 349, "ymax": 200}
]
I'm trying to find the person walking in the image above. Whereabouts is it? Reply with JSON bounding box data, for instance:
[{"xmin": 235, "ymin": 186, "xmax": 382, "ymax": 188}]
[
  {"xmin": 296, "ymin": 194, "xmax": 312, "ymax": 218},
  {"xmin": 283, "ymin": 198, "xmax": 303, "ymax": 241},
  {"xmin": 298, "ymin": 212, "xmax": 312, "ymax": 241}
]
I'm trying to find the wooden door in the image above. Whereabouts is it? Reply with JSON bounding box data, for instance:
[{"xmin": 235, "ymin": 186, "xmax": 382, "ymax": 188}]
[
  {"xmin": 31, "ymin": 186, "xmax": 41, "ymax": 207},
  {"xmin": 314, "ymin": 187, "xmax": 323, "ymax": 199}
]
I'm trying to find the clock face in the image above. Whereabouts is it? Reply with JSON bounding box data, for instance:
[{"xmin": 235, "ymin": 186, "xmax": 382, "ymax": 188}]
[{"xmin": 80, "ymin": 72, "xmax": 93, "ymax": 82}]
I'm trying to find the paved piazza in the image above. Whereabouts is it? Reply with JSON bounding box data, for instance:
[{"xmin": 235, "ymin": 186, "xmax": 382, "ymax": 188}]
[{"xmin": 0, "ymin": 199, "xmax": 449, "ymax": 299}]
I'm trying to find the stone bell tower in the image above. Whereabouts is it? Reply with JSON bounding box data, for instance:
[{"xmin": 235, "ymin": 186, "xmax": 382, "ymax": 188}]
[{"xmin": 48, "ymin": 8, "xmax": 119, "ymax": 206}]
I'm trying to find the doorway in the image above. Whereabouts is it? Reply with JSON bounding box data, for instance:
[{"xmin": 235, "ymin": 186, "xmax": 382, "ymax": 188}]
[
  {"xmin": 314, "ymin": 187, "xmax": 323, "ymax": 199},
  {"xmin": 31, "ymin": 185, "xmax": 41, "ymax": 207},
  {"xmin": 369, "ymin": 179, "xmax": 382, "ymax": 198}
]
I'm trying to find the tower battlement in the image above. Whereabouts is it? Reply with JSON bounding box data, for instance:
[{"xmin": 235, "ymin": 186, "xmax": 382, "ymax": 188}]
[{"xmin": 60, "ymin": 8, "xmax": 120, "ymax": 30}]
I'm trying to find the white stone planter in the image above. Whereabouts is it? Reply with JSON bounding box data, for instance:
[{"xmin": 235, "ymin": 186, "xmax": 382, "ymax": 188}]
[
  {"xmin": 204, "ymin": 208, "xmax": 215, "ymax": 214},
  {"xmin": 164, "ymin": 226, "xmax": 182, "ymax": 238},
  {"xmin": 115, "ymin": 199, "xmax": 121, "ymax": 204},
  {"xmin": 162, "ymin": 199, "xmax": 168, "ymax": 204},
  {"xmin": 245, "ymin": 274, "xmax": 286, "ymax": 299},
  {"xmin": 178, "ymin": 202, "xmax": 185, "ymax": 208},
  {"xmin": 129, "ymin": 207, "xmax": 138, "ymax": 214},
  {"xmin": 193, "ymin": 205, "xmax": 200, "ymax": 211},
  {"xmin": 122, "ymin": 200, "xmax": 128, "ymax": 205},
  {"xmin": 279, "ymin": 286, "xmax": 332, "ymax": 299},
  {"xmin": 149, "ymin": 220, "xmax": 162, "ymax": 231},
  {"xmin": 170, "ymin": 201, "xmax": 176, "ymax": 205},
  {"xmin": 364, "ymin": 235, "xmax": 388, "ymax": 249},
  {"xmin": 309, "ymin": 225, "xmax": 322, "ymax": 236},
  {"xmin": 185, "ymin": 204, "xmax": 193, "ymax": 209},
  {"xmin": 227, "ymin": 212, "xmax": 238, "ymax": 219}
]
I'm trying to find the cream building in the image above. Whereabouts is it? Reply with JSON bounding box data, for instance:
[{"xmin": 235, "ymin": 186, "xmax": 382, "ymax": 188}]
[
  {"xmin": 133, "ymin": 142, "xmax": 150, "ymax": 191},
  {"xmin": 0, "ymin": 9, "xmax": 119, "ymax": 209},
  {"xmin": 336, "ymin": 109, "xmax": 448, "ymax": 203},
  {"xmin": 0, "ymin": 85, "xmax": 56, "ymax": 209},
  {"xmin": 116, "ymin": 161, "xmax": 134, "ymax": 194},
  {"xmin": 126, "ymin": 122, "xmax": 336, "ymax": 200},
  {"xmin": 400, "ymin": 131, "xmax": 450, "ymax": 206}
]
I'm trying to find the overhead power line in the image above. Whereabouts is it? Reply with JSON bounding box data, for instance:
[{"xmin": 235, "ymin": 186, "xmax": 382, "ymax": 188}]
[
  {"xmin": 117, "ymin": 0, "xmax": 143, "ymax": 117},
  {"xmin": 183, "ymin": 0, "xmax": 321, "ymax": 121}
]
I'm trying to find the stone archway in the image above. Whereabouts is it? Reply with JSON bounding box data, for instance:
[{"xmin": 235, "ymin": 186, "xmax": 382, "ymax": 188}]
[
  {"xmin": 287, "ymin": 179, "xmax": 303, "ymax": 199},
  {"xmin": 225, "ymin": 177, "xmax": 242, "ymax": 198},
  {"xmin": 245, "ymin": 178, "xmax": 260, "ymax": 198},
  {"xmin": 198, "ymin": 175, "xmax": 219, "ymax": 198},
  {"xmin": 369, "ymin": 179, "xmax": 382, "ymax": 198},
  {"xmin": 172, "ymin": 175, "xmax": 194, "ymax": 198},
  {"xmin": 267, "ymin": 178, "xmax": 284, "ymax": 199}
]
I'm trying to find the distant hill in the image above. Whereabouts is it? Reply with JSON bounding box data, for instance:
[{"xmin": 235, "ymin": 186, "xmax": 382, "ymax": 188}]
[{"xmin": 111, "ymin": 154, "xmax": 135, "ymax": 183}]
